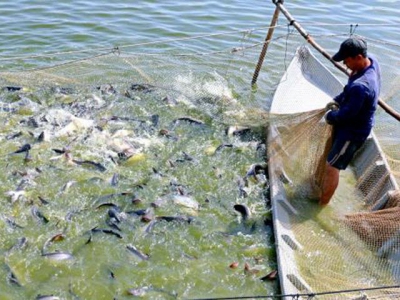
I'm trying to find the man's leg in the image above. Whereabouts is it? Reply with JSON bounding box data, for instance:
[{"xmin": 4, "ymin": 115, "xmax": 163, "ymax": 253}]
[{"xmin": 319, "ymin": 162, "xmax": 340, "ymax": 206}]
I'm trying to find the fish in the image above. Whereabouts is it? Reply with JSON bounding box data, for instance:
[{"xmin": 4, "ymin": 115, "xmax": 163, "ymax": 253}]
[
  {"xmin": 213, "ymin": 166, "xmax": 223, "ymax": 178},
  {"xmin": 105, "ymin": 218, "xmax": 122, "ymax": 232},
  {"xmin": 244, "ymin": 262, "xmax": 260, "ymax": 275},
  {"xmin": 107, "ymin": 207, "xmax": 124, "ymax": 223},
  {"xmin": 244, "ymin": 163, "xmax": 267, "ymax": 179},
  {"xmin": 37, "ymin": 131, "xmax": 45, "ymax": 142},
  {"xmin": 55, "ymin": 115, "xmax": 95, "ymax": 137},
  {"xmin": 72, "ymin": 159, "xmax": 106, "ymax": 172},
  {"xmin": 175, "ymin": 151, "xmax": 197, "ymax": 163},
  {"xmin": 97, "ymin": 84, "xmax": 116, "ymax": 95},
  {"xmin": 173, "ymin": 195, "xmax": 199, "ymax": 210},
  {"xmin": 144, "ymin": 219, "xmax": 157, "ymax": 234},
  {"xmin": 215, "ymin": 143, "xmax": 233, "ymax": 153},
  {"xmin": 158, "ymin": 129, "xmax": 179, "ymax": 141},
  {"xmin": 42, "ymin": 234, "xmax": 65, "ymax": 254},
  {"xmin": 172, "ymin": 116, "xmax": 205, "ymax": 126},
  {"xmin": 5, "ymin": 190, "xmax": 26, "ymax": 203},
  {"xmin": 237, "ymin": 177, "xmax": 248, "ymax": 198},
  {"xmin": 141, "ymin": 209, "xmax": 155, "ymax": 223},
  {"xmin": 38, "ymin": 196, "xmax": 50, "ymax": 205},
  {"xmin": 36, "ymin": 294, "xmax": 60, "ymax": 300},
  {"xmin": 31, "ymin": 206, "xmax": 49, "ymax": 224},
  {"xmin": 109, "ymin": 115, "xmax": 138, "ymax": 122},
  {"xmin": 132, "ymin": 197, "xmax": 143, "ymax": 205},
  {"xmin": 108, "ymin": 269, "xmax": 116, "ymax": 279},
  {"xmin": 4, "ymin": 216, "xmax": 24, "ymax": 229},
  {"xmin": 60, "ymin": 180, "xmax": 77, "ymax": 193},
  {"xmin": 10, "ymin": 143, "xmax": 31, "ymax": 154},
  {"xmin": 156, "ymin": 215, "xmax": 194, "ymax": 224},
  {"xmin": 85, "ymin": 235, "xmax": 92, "ymax": 245},
  {"xmin": 52, "ymin": 148, "xmax": 67, "ymax": 154},
  {"xmin": 5, "ymin": 178, "xmax": 35, "ymax": 203},
  {"xmin": 260, "ymin": 269, "xmax": 278, "ymax": 281},
  {"xmin": 110, "ymin": 173, "xmax": 119, "ymax": 186},
  {"xmin": 150, "ymin": 114, "xmax": 159, "ymax": 127},
  {"xmin": 42, "ymin": 251, "xmax": 73, "ymax": 261},
  {"xmin": 5, "ymin": 131, "xmax": 23, "ymax": 140},
  {"xmin": 126, "ymin": 244, "xmax": 149, "ymax": 260},
  {"xmin": 126, "ymin": 209, "xmax": 148, "ymax": 216},
  {"xmin": 5, "ymin": 264, "xmax": 21, "ymax": 286},
  {"xmin": 6, "ymin": 237, "xmax": 28, "ymax": 253},
  {"xmin": 95, "ymin": 202, "xmax": 119, "ymax": 210},
  {"xmin": 0, "ymin": 103, "xmax": 17, "ymax": 113},
  {"xmin": 162, "ymin": 95, "xmax": 178, "ymax": 106},
  {"xmin": 16, "ymin": 178, "xmax": 32, "ymax": 191},
  {"xmin": 234, "ymin": 204, "xmax": 251, "ymax": 221},
  {"xmin": 151, "ymin": 167, "xmax": 164, "ymax": 178},
  {"xmin": 225, "ymin": 126, "xmax": 251, "ymax": 136},
  {"xmin": 3, "ymin": 86, "xmax": 22, "ymax": 92},
  {"xmin": 90, "ymin": 227, "xmax": 123, "ymax": 239},
  {"xmin": 127, "ymin": 285, "xmax": 177, "ymax": 298},
  {"xmin": 26, "ymin": 117, "xmax": 40, "ymax": 128},
  {"xmin": 150, "ymin": 197, "xmax": 167, "ymax": 208},
  {"xmin": 130, "ymin": 83, "xmax": 156, "ymax": 93}
]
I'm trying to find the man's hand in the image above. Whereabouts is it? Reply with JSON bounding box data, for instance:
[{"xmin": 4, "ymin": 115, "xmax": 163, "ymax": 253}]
[
  {"xmin": 325, "ymin": 101, "xmax": 339, "ymax": 111},
  {"xmin": 324, "ymin": 111, "xmax": 334, "ymax": 125}
]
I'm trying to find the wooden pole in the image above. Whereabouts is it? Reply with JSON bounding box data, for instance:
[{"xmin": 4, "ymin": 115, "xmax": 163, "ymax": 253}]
[
  {"xmin": 251, "ymin": 2, "xmax": 281, "ymax": 86},
  {"xmin": 274, "ymin": 0, "xmax": 400, "ymax": 121}
]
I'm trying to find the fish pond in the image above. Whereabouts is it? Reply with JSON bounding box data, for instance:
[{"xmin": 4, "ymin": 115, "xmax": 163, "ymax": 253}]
[{"xmin": 0, "ymin": 74, "xmax": 276, "ymax": 299}]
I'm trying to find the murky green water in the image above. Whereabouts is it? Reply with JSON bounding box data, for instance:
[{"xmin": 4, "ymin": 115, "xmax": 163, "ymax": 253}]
[
  {"xmin": 1, "ymin": 1, "xmax": 400, "ymax": 299},
  {"xmin": 0, "ymin": 77, "xmax": 277, "ymax": 299}
]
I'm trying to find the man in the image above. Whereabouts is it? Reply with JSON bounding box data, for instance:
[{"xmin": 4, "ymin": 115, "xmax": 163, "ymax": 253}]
[{"xmin": 320, "ymin": 37, "xmax": 381, "ymax": 206}]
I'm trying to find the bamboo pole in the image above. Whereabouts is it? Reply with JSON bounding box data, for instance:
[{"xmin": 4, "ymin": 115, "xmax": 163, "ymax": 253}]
[
  {"xmin": 273, "ymin": 0, "xmax": 400, "ymax": 122},
  {"xmin": 251, "ymin": 4, "xmax": 281, "ymax": 86}
]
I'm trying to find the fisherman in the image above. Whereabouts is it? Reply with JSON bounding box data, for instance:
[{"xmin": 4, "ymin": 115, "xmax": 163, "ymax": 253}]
[{"xmin": 320, "ymin": 37, "xmax": 381, "ymax": 206}]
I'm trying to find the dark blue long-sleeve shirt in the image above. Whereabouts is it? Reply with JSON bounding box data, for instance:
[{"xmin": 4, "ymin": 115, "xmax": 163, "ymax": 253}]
[{"xmin": 326, "ymin": 55, "xmax": 381, "ymax": 141}]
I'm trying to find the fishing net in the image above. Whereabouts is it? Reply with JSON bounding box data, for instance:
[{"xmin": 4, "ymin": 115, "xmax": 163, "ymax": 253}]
[
  {"xmin": 1, "ymin": 22, "xmax": 400, "ymax": 299},
  {"xmin": 267, "ymin": 43, "xmax": 400, "ymax": 299}
]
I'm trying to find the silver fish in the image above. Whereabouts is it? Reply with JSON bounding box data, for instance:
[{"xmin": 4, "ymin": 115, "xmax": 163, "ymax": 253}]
[
  {"xmin": 126, "ymin": 244, "xmax": 149, "ymax": 260},
  {"xmin": 36, "ymin": 295, "xmax": 60, "ymax": 300},
  {"xmin": 42, "ymin": 251, "xmax": 73, "ymax": 261},
  {"xmin": 127, "ymin": 285, "xmax": 177, "ymax": 298}
]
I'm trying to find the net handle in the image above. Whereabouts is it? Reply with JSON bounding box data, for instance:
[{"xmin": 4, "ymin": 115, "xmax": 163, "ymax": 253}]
[{"xmin": 253, "ymin": 0, "xmax": 400, "ymax": 122}]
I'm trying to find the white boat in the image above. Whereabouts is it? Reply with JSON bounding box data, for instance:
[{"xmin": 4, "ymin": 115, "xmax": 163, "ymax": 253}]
[{"xmin": 268, "ymin": 46, "xmax": 399, "ymax": 299}]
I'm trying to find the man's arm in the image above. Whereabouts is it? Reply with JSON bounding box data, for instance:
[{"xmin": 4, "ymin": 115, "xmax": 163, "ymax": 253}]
[{"xmin": 326, "ymin": 84, "xmax": 367, "ymax": 124}]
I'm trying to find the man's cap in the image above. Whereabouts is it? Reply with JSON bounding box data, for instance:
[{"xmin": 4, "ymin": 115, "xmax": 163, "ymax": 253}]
[{"xmin": 332, "ymin": 37, "xmax": 367, "ymax": 61}]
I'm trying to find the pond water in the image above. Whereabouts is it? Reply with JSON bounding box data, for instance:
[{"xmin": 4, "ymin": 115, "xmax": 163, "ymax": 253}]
[{"xmin": 1, "ymin": 1, "xmax": 400, "ymax": 299}]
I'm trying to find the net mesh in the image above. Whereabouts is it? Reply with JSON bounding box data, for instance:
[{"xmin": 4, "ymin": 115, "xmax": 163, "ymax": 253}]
[
  {"xmin": 267, "ymin": 41, "xmax": 400, "ymax": 299},
  {"xmin": 1, "ymin": 23, "xmax": 400, "ymax": 299}
]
